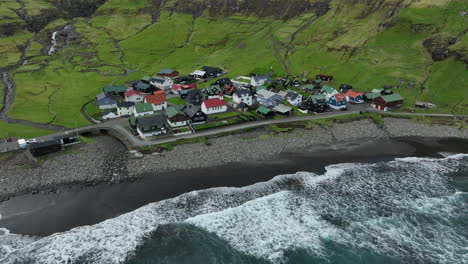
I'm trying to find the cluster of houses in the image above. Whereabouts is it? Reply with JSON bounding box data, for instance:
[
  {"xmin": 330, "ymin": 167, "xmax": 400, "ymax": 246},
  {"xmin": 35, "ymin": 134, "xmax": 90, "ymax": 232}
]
[{"xmin": 94, "ymin": 67, "xmax": 404, "ymax": 140}]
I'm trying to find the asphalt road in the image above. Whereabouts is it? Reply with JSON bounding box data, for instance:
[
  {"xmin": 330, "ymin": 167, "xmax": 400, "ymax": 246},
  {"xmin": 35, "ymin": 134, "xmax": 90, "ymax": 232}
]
[{"xmin": 1, "ymin": 104, "xmax": 467, "ymax": 152}]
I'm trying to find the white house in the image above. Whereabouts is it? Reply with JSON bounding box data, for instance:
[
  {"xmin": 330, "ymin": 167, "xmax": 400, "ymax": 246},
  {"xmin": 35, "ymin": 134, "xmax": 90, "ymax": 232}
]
[
  {"xmin": 124, "ymin": 89, "xmax": 145, "ymax": 103},
  {"xmin": 233, "ymin": 88, "xmax": 254, "ymax": 106},
  {"xmin": 190, "ymin": 70, "xmax": 207, "ymax": 79},
  {"xmin": 144, "ymin": 92, "xmax": 167, "ymax": 111},
  {"xmin": 117, "ymin": 102, "xmax": 135, "ymax": 117},
  {"xmin": 134, "ymin": 103, "xmax": 155, "ymax": 117},
  {"xmin": 321, "ymin": 85, "xmax": 338, "ymax": 100},
  {"xmin": 165, "ymin": 106, "xmax": 191, "ymax": 130},
  {"xmin": 251, "ymin": 74, "xmax": 271, "ymax": 86},
  {"xmin": 201, "ymin": 98, "xmax": 228, "ymax": 115},
  {"xmin": 149, "ymin": 77, "xmax": 173, "ymax": 90},
  {"xmin": 285, "ymin": 91, "xmax": 303, "ymax": 106},
  {"xmin": 102, "ymin": 110, "xmax": 120, "ymax": 120}
]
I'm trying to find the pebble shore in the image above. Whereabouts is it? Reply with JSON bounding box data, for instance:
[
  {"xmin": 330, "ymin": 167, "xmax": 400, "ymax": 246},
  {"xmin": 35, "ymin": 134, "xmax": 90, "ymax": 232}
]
[{"xmin": 1, "ymin": 117, "xmax": 467, "ymax": 201}]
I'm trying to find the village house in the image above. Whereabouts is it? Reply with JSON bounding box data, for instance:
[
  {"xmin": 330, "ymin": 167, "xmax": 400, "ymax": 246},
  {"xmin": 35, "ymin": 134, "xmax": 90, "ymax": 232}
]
[
  {"xmin": 166, "ymin": 106, "xmax": 192, "ymax": 132},
  {"xmin": 125, "ymin": 89, "xmax": 145, "ymax": 103},
  {"xmin": 157, "ymin": 69, "xmax": 179, "ymax": 77},
  {"xmin": 214, "ymin": 77, "xmax": 233, "ymax": 87},
  {"xmin": 149, "ymin": 76, "xmax": 173, "ymax": 90},
  {"xmin": 179, "ymin": 88, "xmax": 192, "ymax": 99},
  {"xmin": 277, "ymin": 90, "xmax": 288, "ymax": 99},
  {"xmin": 133, "ymin": 103, "xmax": 155, "ymax": 117},
  {"xmin": 316, "ymin": 74, "xmax": 333, "ymax": 82},
  {"xmin": 136, "ymin": 114, "xmax": 167, "ymax": 139},
  {"xmin": 202, "ymin": 86, "xmax": 223, "ymax": 99},
  {"xmin": 145, "ymin": 90, "xmax": 167, "ymax": 111},
  {"xmin": 285, "ymin": 91, "xmax": 302, "ymax": 106},
  {"xmin": 201, "ymin": 98, "xmax": 227, "ymax": 115},
  {"xmin": 339, "ymin": 84, "xmax": 353, "ymax": 94},
  {"xmin": 255, "ymin": 85, "xmax": 268, "ymax": 93},
  {"xmin": 117, "ymin": 101, "xmax": 135, "ymax": 117},
  {"xmin": 321, "ymin": 85, "xmax": 338, "ymax": 100},
  {"xmin": 328, "ymin": 93, "xmax": 347, "ymax": 110},
  {"xmin": 222, "ymin": 84, "xmax": 236, "ymax": 96},
  {"xmin": 190, "ymin": 70, "xmax": 207, "ymax": 79},
  {"xmin": 171, "ymin": 84, "xmax": 196, "ymax": 94},
  {"xmin": 183, "ymin": 105, "xmax": 207, "ymax": 124},
  {"xmin": 101, "ymin": 109, "xmax": 119, "ymax": 120},
  {"xmin": 233, "ymin": 88, "xmax": 254, "ymax": 106},
  {"xmin": 185, "ymin": 89, "xmax": 204, "ymax": 105},
  {"xmin": 273, "ymin": 104, "xmax": 293, "ymax": 116},
  {"xmin": 251, "ymin": 74, "xmax": 271, "ymax": 86},
  {"xmin": 96, "ymin": 92, "xmax": 117, "ymax": 110},
  {"xmin": 256, "ymin": 89, "xmax": 282, "ymax": 107},
  {"xmin": 299, "ymin": 94, "xmax": 328, "ymax": 113},
  {"xmin": 365, "ymin": 92, "xmax": 381, "ymax": 101},
  {"xmin": 174, "ymin": 75, "xmax": 195, "ymax": 84},
  {"xmin": 202, "ymin": 66, "xmax": 223, "ymax": 78},
  {"xmin": 345, "ymin": 90, "xmax": 365, "ymax": 104},
  {"xmin": 133, "ymin": 80, "xmax": 154, "ymax": 94},
  {"xmin": 372, "ymin": 93, "xmax": 404, "ymax": 111},
  {"xmin": 103, "ymin": 85, "xmax": 127, "ymax": 96}
]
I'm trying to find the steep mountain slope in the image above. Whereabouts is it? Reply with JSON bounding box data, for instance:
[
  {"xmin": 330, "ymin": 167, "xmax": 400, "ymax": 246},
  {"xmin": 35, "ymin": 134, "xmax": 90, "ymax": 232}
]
[{"xmin": 0, "ymin": 0, "xmax": 466, "ymax": 129}]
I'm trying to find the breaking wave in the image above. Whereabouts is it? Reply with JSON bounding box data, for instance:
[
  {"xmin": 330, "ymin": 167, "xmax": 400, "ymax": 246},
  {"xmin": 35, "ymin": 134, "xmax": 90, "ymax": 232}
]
[{"xmin": 0, "ymin": 154, "xmax": 467, "ymax": 264}]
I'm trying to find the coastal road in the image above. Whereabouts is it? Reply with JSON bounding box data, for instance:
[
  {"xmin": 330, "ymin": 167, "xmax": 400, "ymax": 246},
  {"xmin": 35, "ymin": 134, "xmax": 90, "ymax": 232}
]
[{"xmin": 2, "ymin": 107, "xmax": 467, "ymax": 152}]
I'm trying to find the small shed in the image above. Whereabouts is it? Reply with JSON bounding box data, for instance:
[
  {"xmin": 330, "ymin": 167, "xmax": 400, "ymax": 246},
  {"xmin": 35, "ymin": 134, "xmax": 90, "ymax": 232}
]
[
  {"xmin": 373, "ymin": 93, "xmax": 404, "ymax": 111},
  {"xmin": 256, "ymin": 106, "xmax": 273, "ymax": 117},
  {"xmin": 272, "ymin": 104, "xmax": 293, "ymax": 115},
  {"xmin": 29, "ymin": 140, "xmax": 62, "ymax": 157}
]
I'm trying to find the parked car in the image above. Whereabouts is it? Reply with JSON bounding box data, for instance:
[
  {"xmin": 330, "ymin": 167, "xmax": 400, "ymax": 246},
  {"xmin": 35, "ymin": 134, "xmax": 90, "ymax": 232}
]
[
  {"xmin": 26, "ymin": 139, "xmax": 38, "ymax": 144},
  {"xmin": 6, "ymin": 137, "xmax": 13, "ymax": 142}
]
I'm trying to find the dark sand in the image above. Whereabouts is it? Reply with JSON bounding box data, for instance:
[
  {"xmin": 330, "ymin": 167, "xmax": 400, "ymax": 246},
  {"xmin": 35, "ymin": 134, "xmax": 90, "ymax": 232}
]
[{"xmin": 1, "ymin": 136, "xmax": 467, "ymax": 237}]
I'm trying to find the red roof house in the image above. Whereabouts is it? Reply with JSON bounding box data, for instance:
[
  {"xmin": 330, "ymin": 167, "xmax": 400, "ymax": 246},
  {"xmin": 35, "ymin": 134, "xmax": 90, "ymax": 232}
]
[
  {"xmin": 124, "ymin": 89, "xmax": 144, "ymax": 103},
  {"xmin": 201, "ymin": 98, "xmax": 228, "ymax": 115},
  {"xmin": 144, "ymin": 93, "xmax": 167, "ymax": 111},
  {"xmin": 345, "ymin": 90, "xmax": 365, "ymax": 104}
]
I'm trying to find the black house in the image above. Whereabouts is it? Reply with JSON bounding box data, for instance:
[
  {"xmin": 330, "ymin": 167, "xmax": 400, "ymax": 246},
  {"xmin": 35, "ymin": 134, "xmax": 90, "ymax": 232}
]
[
  {"xmin": 133, "ymin": 81, "xmax": 154, "ymax": 93},
  {"xmin": 183, "ymin": 105, "xmax": 207, "ymax": 124},
  {"xmin": 174, "ymin": 75, "xmax": 195, "ymax": 84},
  {"xmin": 202, "ymin": 66, "xmax": 223, "ymax": 78},
  {"xmin": 316, "ymin": 74, "xmax": 333, "ymax": 82},
  {"xmin": 213, "ymin": 77, "xmax": 233, "ymax": 87},
  {"xmin": 185, "ymin": 89, "xmax": 204, "ymax": 105},
  {"xmin": 29, "ymin": 140, "xmax": 62, "ymax": 157},
  {"xmin": 339, "ymin": 84, "xmax": 353, "ymax": 93}
]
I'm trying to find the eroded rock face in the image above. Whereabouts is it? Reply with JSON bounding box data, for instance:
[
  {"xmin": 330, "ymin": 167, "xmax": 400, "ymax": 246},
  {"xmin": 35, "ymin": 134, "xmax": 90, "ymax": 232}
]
[
  {"xmin": 50, "ymin": 0, "xmax": 108, "ymax": 17},
  {"xmin": 16, "ymin": 9, "xmax": 62, "ymax": 33},
  {"xmin": 423, "ymin": 34, "xmax": 458, "ymax": 61},
  {"xmin": 164, "ymin": 0, "xmax": 331, "ymax": 19}
]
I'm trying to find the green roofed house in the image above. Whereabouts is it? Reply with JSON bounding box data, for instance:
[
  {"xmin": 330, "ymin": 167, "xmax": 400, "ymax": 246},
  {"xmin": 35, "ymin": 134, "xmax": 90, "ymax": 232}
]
[
  {"xmin": 256, "ymin": 106, "xmax": 273, "ymax": 117},
  {"xmin": 321, "ymin": 85, "xmax": 337, "ymax": 97},
  {"xmin": 373, "ymin": 93, "xmax": 404, "ymax": 111},
  {"xmin": 303, "ymin": 84, "xmax": 315, "ymax": 92},
  {"xmin": 133, "ymin": 103, "xmax": 154, "ymax": 117},
  {"xmin": 103, "ymin": 85, "xmax": 127, "ymax": 96},
  {"xmin": 365, "ymin": 92, "xmax": 380, "ymax": 101},
  {"xmin": 142, "ymin": 76, "xmax": 151, "ymax": 82},
  {"xmin": 165, "ymin": 106, "xmax": 191, "ymax": 129}
]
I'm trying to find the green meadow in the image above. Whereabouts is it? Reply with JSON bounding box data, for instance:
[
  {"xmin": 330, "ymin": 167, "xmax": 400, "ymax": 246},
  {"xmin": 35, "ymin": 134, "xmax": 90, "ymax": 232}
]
[{"xmin": 0, "ymin": 0, "xmax": 466, "ymax": 137}]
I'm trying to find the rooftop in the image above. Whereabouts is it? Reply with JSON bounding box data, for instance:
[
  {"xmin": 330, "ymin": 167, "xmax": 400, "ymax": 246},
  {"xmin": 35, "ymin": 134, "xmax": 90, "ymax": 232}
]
[{"xmin": 135, "ymin": 103, "xmax": 154, "ymax": 113}]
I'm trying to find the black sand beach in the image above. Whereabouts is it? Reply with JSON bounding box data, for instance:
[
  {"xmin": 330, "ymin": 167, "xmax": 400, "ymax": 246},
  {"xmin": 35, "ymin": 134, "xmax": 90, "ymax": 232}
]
[{"xmin": 1, "ymin": 136, "xmax": 468, "ymax": 237}]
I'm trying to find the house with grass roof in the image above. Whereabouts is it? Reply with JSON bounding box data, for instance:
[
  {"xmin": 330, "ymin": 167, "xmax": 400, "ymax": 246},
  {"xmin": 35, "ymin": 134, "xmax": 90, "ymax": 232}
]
[
  {"xmin": 136, "ymin": 113, "xmax": 167, "ymax": 139},
  {"xmin": 299, "ymin": 94, "xmax": 328, "ymax": 113},
  {"xmin": 103, "ymin": 85, "xmax": 127, "ymax": 96},
  {"xmin": 373, "ymin": 93, "xmax": 404, "ymax": 111},
  {"xmin": 256, "ymin": 106, "xmax": 273, "ymax": 117},
  {"xmin": 134, "ymin": 103, "xmax": 154, "ymax": 117}
]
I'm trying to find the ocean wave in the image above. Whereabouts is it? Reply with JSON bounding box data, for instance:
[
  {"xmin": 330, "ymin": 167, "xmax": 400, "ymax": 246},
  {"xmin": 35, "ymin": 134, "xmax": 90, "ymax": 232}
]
[{"xmin": 1, "ymin": 154, "xmax": 467, "ymax": 263}]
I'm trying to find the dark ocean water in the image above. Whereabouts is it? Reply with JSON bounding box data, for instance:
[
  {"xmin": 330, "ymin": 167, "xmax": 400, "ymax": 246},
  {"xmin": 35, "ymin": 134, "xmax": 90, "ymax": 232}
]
[{"xmin": 1, "ymin": 154, "xmax": 467, "ymax": 264}]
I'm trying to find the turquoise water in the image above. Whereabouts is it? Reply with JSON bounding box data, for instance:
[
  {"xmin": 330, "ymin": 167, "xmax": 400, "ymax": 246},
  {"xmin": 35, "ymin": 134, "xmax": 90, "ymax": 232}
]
[{"xmin": 1, "ymin": 154, "xmax": 467, "ymax": 264}]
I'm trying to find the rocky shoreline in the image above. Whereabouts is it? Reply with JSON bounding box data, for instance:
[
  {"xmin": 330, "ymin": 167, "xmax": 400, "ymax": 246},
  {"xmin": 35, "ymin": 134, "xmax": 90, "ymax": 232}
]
[{"xmin": 1, "ymin": 117, "xmax": 467, "ymax": 202}]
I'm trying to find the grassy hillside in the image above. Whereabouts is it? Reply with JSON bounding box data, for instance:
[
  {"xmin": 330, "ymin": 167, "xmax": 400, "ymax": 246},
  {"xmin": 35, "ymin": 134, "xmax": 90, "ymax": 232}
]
[{"xmin": 0, "ymin": 0, "xmax": 466, "ymax": 133}]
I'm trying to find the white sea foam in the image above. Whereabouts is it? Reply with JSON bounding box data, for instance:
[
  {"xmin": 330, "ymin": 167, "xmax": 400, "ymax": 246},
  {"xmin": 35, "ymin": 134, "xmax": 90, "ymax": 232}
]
[{"xmin": 0, "ymin": 154, "xmax": 467, "ymax": 263}]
